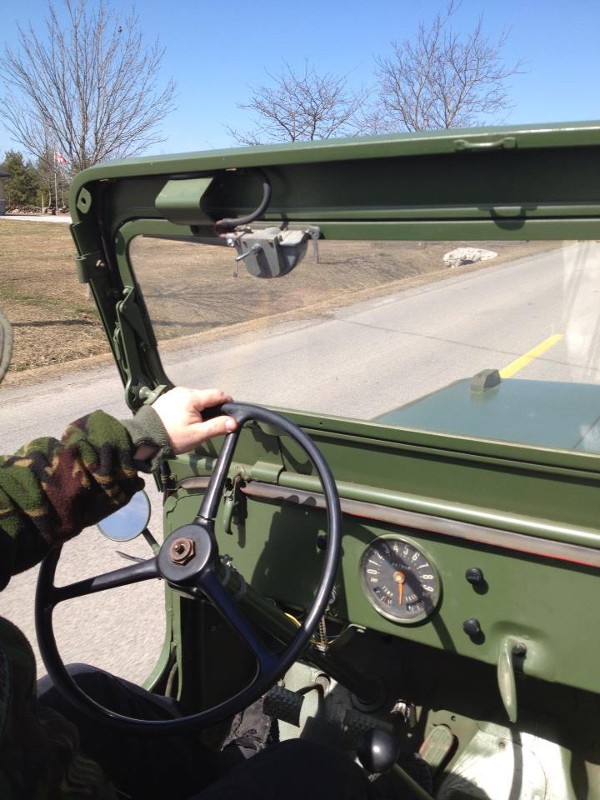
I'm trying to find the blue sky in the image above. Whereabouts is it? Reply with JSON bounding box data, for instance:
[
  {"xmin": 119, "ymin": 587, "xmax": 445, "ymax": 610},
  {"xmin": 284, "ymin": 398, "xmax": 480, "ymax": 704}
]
[{"xmin": 0, "ymin": 0, "xmax": 599, "ymax": 160}]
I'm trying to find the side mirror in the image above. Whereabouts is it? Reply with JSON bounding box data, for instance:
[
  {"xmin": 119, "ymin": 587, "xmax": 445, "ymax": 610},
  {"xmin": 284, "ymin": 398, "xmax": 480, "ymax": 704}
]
[{"xmin": 97, "ymin": 490, "xmax": 151, "ymax": 542}]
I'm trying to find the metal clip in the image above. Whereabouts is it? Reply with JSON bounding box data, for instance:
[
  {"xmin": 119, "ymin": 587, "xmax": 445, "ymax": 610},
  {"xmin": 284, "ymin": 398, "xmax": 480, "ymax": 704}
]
[{"xmin": 223, "ymin": 472, "xmax": 244, "ymax": 535}]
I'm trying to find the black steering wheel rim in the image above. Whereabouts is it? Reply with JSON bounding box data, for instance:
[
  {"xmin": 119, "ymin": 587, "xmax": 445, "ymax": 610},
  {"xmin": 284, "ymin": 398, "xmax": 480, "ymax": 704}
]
[{"xmin": 35, "ymin": 402, "xmax": 341, "ymax": 734}]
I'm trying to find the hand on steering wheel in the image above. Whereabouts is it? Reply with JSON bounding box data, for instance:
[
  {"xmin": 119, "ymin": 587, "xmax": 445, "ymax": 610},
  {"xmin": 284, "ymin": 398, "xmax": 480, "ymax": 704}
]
[{"xmin": 36, "ymin": 403, "xmax": 341, "ymax": 733}]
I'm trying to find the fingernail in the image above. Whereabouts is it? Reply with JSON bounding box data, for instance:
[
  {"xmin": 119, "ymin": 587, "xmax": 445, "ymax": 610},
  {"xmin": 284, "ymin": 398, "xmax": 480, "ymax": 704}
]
[{"xmin": 226, "ymin": 418, "xmax": 237, "ymax": 431}]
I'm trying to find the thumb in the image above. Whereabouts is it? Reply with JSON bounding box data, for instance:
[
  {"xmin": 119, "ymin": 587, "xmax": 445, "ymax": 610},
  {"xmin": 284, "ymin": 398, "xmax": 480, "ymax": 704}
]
[{"xmin": 196, "ymin": 414, "xmax": 238, "ymax": 441}]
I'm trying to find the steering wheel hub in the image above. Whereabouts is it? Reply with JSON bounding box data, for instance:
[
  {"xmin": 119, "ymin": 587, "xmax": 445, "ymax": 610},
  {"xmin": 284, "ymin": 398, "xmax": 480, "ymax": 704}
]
[
  {"xmin": 169, "ymin": 537, "xmax": 195, "ymax": 565},
  {"xmin": 158, "ymin": 524, "xmax": 216, "ymax": 584}
]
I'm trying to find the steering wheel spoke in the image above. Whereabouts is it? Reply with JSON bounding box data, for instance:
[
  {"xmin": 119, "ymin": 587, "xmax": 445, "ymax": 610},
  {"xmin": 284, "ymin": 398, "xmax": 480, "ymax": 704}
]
[
  {"xmin": 200, "ymin": 571, "xmax": 277, "ymax": 671},
  {"xmin": 52, "ymin": 557, "xmax": 159, "ymax": 605},
  {"xmin": 197, "ymin": 426, "xmax": 241, "ymax": 522}
]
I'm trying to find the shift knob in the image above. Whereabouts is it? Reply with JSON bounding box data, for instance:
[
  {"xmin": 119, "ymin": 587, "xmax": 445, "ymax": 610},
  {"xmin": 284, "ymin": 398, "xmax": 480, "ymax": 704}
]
[{"xmin": 357, "ymin": 728, "xmax": 400, "ymax": 774}]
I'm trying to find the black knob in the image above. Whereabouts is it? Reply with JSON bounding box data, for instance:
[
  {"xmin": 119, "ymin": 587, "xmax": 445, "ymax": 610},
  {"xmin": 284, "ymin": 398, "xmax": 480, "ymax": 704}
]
[
  {"xmin": 357, "ymin": 728, "xmax": 400, "ymax": 774},
  {"xmin": 462, "ymin": 618, "xmax": 481, "ymax": 637},
  {"xmin": 466, "ymin": 568, "xmax": 484, "ymax": 585}
]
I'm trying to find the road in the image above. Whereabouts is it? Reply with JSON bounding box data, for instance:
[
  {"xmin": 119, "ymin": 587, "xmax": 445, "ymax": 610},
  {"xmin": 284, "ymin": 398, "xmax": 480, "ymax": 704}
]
[
  {"xmin": 0, "ymin": 213, "xmax": 71, "ymax": 223},
  {"xmin": 0, "ymin": 241, "xmax": 597, "ymax": 685}
]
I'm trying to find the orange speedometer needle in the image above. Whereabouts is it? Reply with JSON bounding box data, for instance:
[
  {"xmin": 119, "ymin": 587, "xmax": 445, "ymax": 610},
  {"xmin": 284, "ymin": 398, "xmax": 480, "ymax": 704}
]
[{"xmin": 393, "ymin": 571, "xmax": 405, "ymax": 605}]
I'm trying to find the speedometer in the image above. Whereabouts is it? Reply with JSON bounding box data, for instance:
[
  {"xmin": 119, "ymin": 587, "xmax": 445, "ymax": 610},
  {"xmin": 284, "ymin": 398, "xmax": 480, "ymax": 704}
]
[{"xmin": 359, "ymin": 535, "xmax": 441, "ymax": 624}]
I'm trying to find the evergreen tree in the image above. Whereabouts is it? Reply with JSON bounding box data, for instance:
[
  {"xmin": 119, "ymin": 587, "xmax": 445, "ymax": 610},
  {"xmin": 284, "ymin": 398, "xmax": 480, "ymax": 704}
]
[{"xmin": 0, "ymin": 150, "xmax": 40, "ymax": 208}]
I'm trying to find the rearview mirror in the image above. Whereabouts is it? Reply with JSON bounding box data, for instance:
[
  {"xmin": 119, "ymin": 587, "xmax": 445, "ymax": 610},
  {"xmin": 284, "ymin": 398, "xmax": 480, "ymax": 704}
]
[
  {"xmin": 97, "ymin": 490, "xmax": 151, "ymax": 542},
  {"xmin": 225, "ymin": 226, "xmax": 320, "ymax": 278}
]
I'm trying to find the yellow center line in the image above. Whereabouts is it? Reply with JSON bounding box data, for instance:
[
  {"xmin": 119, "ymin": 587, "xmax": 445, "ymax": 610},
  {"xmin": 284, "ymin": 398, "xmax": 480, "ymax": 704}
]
[{"xmin": 499, "ymin": 333, "xmax": 564, "ymax": 379}]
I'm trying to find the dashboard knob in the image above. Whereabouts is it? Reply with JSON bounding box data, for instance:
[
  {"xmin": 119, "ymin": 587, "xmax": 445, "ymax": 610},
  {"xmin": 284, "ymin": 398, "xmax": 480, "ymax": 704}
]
[
  {"xmin": 462, "ymin": 618, "xmax": 482, "ymax": 637},
  {"xmin": 465, "ymin": 568, "xmax": 484, "ymax": 585}
]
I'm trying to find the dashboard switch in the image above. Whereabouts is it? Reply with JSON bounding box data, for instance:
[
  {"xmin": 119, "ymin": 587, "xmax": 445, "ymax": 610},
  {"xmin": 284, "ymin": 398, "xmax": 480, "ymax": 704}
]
[
  {"xmin": 462, "ymin": 618, "xmax": 482, "ymax": 637},
  {"xmin": 465, "ymin": 568, "xmax": 485, "ymax": 586}
]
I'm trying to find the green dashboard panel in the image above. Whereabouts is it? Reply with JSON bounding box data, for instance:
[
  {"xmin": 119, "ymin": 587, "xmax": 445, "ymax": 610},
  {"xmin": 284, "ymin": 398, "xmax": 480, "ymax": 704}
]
[{"xmin": 162, "ymin": 413, "xmax": 600, "ymax": 696}]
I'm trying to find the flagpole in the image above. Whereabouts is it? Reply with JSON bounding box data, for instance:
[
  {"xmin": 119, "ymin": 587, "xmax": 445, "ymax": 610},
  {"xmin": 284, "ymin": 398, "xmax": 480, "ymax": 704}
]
[
  {"xmin": 52, "ymin": 148, "xmax": 57, "ymax": 215},
  {"xmin": 52, "ymin": 151, "xmax": 68, "ymax": 213}
]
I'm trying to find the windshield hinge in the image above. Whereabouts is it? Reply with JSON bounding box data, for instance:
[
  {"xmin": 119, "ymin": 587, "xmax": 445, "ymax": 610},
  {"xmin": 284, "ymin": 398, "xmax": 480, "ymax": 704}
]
[
  {"xmin": 75, "ymin": 250, "xmax": 105, "ymax": 284},
  {"xmin": 138, "ymin": 384, "xmax": 169, "ymax": 405},
  {"xmin": 114, "ymin": 286, "xmax": 157, "ymax": 407}
]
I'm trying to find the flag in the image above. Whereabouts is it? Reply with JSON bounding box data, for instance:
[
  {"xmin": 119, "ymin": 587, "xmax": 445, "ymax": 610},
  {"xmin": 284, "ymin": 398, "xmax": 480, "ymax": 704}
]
[{"xmin": 54, "ymin": 151, "xmax": 68, "ymax": 165}]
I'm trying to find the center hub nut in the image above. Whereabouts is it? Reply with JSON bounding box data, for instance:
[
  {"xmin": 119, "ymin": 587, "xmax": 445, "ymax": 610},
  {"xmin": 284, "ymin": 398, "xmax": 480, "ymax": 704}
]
[{"xmin": 169, "ymin": 537, "xmax": 195, "ymax": 565}]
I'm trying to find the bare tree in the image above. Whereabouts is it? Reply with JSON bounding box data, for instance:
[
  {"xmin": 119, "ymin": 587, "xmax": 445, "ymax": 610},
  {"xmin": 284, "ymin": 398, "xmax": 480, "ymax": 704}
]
[
  {"xmin": 374, "ymin": 1, "xmax": 523, "ymax": 132},
  {"xmin": 228, "ymin": 61, "xmax": 366, "ymax": 145},
  {"xmin": 0, "ymin": 0, "xmax": 176, "ymax": 173}
]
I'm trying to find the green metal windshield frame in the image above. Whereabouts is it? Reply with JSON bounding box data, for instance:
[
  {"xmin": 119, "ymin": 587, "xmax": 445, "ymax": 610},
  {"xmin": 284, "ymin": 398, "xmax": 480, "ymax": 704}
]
[{"xmin": 68, "ymin": 121, "xmax": 600, "ymax": 452}]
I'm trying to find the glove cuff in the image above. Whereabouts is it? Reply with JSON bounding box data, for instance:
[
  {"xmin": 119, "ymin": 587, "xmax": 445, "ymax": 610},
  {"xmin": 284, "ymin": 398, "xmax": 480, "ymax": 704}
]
[{"xmin": 121, "ymin": 405, "xmax": 173, "ymax": 472}]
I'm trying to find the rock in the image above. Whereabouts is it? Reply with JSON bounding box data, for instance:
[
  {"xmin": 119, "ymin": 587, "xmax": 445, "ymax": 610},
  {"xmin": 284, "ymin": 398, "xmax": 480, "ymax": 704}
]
[{"xmin": 443, "ymin": 247, "xmax": 498, "ymax": 269}]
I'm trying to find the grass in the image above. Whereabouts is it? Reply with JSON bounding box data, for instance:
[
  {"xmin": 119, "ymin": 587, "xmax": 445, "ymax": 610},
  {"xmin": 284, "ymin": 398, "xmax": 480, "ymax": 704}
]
[{"xmin": 0, "ymin": 221, "xmax": 108, "ymax": 374}]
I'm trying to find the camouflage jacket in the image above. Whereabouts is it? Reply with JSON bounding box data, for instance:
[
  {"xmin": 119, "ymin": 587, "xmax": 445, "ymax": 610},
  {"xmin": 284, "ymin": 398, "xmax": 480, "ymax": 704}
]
[{"xmin": 0, "ymin": 407, "xmax": 169, "ymax": 799}]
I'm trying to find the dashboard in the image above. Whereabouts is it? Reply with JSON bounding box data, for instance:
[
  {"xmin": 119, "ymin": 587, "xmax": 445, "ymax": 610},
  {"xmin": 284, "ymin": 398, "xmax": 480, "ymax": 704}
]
[{"xmin": 167, "ymin": 471, "xmax": 600, "ymax": 698}]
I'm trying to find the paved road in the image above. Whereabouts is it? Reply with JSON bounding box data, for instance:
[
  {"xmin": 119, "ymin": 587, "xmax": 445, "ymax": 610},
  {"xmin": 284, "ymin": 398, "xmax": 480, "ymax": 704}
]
[
  {"xmin": 0, "ymin": 214, "xmax": 71, "ymax": 223},
  {"xmin": 0, "ymin": 241, "xmax": 597, "ymax": 684}
]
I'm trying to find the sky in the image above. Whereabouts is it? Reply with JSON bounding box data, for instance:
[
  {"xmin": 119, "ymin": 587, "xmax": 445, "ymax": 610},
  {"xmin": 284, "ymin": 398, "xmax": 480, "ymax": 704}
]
[{"xmin": 0, "ymin": 0, "xmax": 599, "ymax": 160}]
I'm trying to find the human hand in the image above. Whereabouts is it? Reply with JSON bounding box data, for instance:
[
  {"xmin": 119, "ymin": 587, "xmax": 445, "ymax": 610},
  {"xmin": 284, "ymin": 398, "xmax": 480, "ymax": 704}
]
[{"xmin": 151, "ymin": 387, "xmax": 237, "ymax": 455}]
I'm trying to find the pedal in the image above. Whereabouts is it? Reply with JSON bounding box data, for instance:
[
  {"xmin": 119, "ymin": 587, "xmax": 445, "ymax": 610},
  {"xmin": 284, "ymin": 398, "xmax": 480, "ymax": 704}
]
[
  {"xmin": 419, "ymin": 724, "xmax": 456, "ymax": 772},
  {"xmin": 343, "ymin": 708, "xmax": 392, "ymax": 748},
  {"xmin": 264, "ymin": 685, "xmax": 304, "ymax": 727}
]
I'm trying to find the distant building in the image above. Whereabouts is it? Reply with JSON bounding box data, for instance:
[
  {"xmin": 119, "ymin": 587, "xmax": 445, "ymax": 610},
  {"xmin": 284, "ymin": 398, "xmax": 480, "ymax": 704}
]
[{"xmin": 0, "ymin": 168, "xmax": 8, "ymax": 215}]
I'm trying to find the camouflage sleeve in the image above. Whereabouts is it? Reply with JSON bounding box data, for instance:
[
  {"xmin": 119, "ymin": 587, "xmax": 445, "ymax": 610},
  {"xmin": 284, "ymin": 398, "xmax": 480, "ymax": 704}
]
[{"xmin": 0, "ymin": 411, "xmax": 145, "ymax": 590}]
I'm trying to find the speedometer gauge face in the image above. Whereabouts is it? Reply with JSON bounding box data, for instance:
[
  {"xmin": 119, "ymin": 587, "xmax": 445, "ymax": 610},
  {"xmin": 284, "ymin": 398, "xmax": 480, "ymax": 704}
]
[{"xmin": 360, "ymin": 536, "xmax": 441, "ymax": 624}]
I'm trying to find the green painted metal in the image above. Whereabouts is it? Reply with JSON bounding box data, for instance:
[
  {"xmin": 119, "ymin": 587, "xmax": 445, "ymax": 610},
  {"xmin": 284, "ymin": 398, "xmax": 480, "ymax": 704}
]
[
  {"xmin": 375, "ymin": 378, "xmax": 600, "ymax": 452},
  {"xmin": 165, "ymin": 414, "xmax": 600, "ymax": 547},
  {"xmin": 162, "ymin": 475, "xmax": 600, "ymax": 695},
  {"xmin": 159, "ymin": 410, "xmax": 600, "ymax": 694},
  {"xmin": 497, "ymin": 636, "xmax": 527, "ymax": 723},
  {"xmin": 69, "ymin": 121, "xmax": 600, "ymax": 198},
  {"xmin": 155, "ymin": 177, "xmax": 214, "ymax": 225},
  {"xmin": 69, "ymin": 123, "xmax": 600, "ymax": 237}
]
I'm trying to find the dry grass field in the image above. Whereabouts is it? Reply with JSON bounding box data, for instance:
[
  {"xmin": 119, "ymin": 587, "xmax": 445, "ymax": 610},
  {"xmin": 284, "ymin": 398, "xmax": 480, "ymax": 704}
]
[
  {"xmin": 0, "ymin": 219, "xmax": 556, "ymax": 384},
  {"xmin": 0, "ymin": 221, "xmax": 108, "ymax": 378}
]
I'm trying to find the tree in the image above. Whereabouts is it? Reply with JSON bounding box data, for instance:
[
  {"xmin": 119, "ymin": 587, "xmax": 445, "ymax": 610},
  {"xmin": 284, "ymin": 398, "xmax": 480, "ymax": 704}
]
[
  {"xmin": 228, "ymin": 61, "xmax": 366, "ymax": 145},
  {"xmin": 0, "ymin": 151, "xmax": 40, "ymax": 209},
  {"xmin": 374, "ymin": 1, "xmax": 523, "ymax": 132},
  {"xmin": 0, "ymin": 0, "xmax": 176, "ymax": 174}
]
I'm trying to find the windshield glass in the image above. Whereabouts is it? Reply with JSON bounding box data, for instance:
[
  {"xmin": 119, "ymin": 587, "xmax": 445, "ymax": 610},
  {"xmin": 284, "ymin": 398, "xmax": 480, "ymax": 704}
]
[{"xmin": 129, "ymin": 236, "xmax": 600, "ymax": 453}]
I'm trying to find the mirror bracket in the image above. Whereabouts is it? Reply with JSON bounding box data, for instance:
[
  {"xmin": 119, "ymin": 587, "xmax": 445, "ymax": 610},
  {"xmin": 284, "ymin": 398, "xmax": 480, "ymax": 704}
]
[{"xmin": 224, "ymin": 226, "xmax": 320, "ymax": 278}]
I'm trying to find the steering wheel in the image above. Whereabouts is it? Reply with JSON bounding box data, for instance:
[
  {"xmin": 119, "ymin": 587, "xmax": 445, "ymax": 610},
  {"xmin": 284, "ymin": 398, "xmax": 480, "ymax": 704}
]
[{"xmin": 35, "ymin": 403, "xmax": 341, "ymax": 733}]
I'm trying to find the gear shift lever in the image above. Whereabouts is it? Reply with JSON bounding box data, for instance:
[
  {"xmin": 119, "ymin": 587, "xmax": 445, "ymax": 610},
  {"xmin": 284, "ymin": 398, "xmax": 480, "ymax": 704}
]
[
  {"xmin": 357, "ymin": 728, "xmax": 400, "ymax": 774},
  {"xmin": 357, "ymin": 728, "xmax": 435, "ymax": 800}
]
